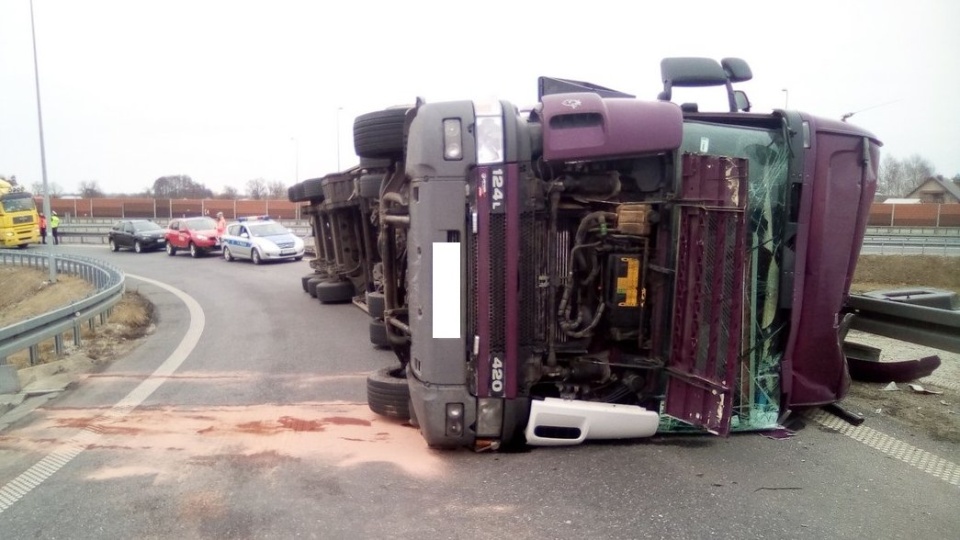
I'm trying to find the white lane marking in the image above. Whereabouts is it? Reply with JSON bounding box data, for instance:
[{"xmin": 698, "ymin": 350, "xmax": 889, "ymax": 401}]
[
  {"xmin": 809, "ymin": 409, "xmax": 960, "ymax": 486},
  {"xmin": 0, "ymin": 274, "xmax": 204, "ymax": 513}
]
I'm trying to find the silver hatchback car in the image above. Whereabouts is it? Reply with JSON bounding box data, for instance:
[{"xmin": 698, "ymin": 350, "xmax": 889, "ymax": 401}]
[{"xmin": 221, "ymin": 217, "xmax": 305, "ymax": 264}]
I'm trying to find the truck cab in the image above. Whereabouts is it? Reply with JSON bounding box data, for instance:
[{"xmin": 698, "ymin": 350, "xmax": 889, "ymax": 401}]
[
  {"xmin": 354, "ymin": 58, "xmax": 881, "ymax": 449},
  {"xmin": 0, "ymin": 178, "xmax": 41, "ymax": 248}
]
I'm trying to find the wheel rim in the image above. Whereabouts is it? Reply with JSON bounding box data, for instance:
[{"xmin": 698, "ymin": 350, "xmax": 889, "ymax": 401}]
[
  {"xmin": 134, "ymin": 241, "xmax": 142, "ymax": 253},
  {"xmin": 253, "ymin": 250, "xmax": 260, "ymax": 264},
  {"xmin": 110, "ymin": 240, "xmax": 116, "ymax": 251},
  {"xmin": 166, "ymin": 243, "xmax": 173, "ymax": 255},
  {"xmin": 190, "ymin": 243, "xmax": 197, "ymax": 257},
  {"xmin": 223, "ymin": 247, "xmax": 231, "ymax": 261}
]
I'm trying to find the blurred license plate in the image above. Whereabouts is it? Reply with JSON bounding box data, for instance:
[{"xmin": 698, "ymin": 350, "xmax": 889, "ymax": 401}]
[{"xmin": 281, "ymin": 249, "xmax": 295, "ymax": 255}]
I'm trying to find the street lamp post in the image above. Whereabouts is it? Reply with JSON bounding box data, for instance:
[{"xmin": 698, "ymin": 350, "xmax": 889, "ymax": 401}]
[
  {"xmin": 30, "ymin": 0, "xmax": 55, "ymax": 283},
  {"xmin": 781, "ymin": 88, "xmax": 789, "ymax": 110}
]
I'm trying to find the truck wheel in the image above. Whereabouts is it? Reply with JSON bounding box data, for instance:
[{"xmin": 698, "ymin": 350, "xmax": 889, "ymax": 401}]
[
  {"xmin": 306, "ymin": 277, "xmax": 325, "ymax": 297},
  {"xmin": 366, "ymin": 291, "xmax": 386, "ymax": 319},
  {"xmin": 359, "ymin": 157, "xmax": 392, "ymax": 170},
  {"xmin": 354, "ymin": 108, "xmax": 408, "ymax": 160},
  {"xmin": 369, "ymin": 319, "xmax": 390, "ymax": 348},
  {"xmin": 302, "ymin": 178, "xmax": 325, "ymax": 201},
  {"xmin": 367, "ymin": 365, "xmax": 410, "ymax": 420},
  {"xmin": 288, "ymin": 183, "xmax": 308, "ymax": 203},
  {"xmin": 301, "ymin": 273, "xmax": 320, "ymax": 292},
  {"xmin": 315, "ymin": 280, "xmax": 355, "ymax": 303},
  {"xmin": 358, "ymin": 174, "xmax": 383, "ymax": 199}
]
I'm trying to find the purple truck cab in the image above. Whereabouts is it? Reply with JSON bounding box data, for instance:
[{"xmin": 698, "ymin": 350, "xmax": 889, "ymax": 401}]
[{"xmin": 371, "ymin": 58, "xmax": 881, "ymax": 449}]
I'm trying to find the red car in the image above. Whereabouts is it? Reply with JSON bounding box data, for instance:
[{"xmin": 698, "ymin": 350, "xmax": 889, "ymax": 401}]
[{"xmin": 165, "ymin": 216, "xmax": 221, "ymax": 257}]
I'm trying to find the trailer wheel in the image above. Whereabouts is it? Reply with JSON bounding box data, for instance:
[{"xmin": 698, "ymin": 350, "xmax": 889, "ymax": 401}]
[
  {"xmin": 367, "ymin": 365, "xmax": 410, "ymax": 420},
  {"xmin": 354, "ymin": 108, "xmax": 408, "ymax": 160},
  {"xmin": 358, "ymin": 174, "xmax": 383, "ymax": 199},
  {"xmin": 288, "ymin": 183, "xmax": 308, "ymax": 203},
  {"xmin": 302, "ymin": 178, "xmax": 325, "ymax": 201},
  {"xmin": 306, "ymin": 277, "xmax": 325, "ymax": 297},
  {"xmin": 359, "ymin": 157, "xmax": 392, "ymax": 170},
  {"xmin": 301, "ymin": 273, "xmax": 319, "ymax": 292},
  {"xmin": 315, "ymin": 280, "xmax": 355, "ymax": 304},
  {"xmin": 369, "ymin": 319, "xmax": 390, "ymax": 348},
  {"xmin": 365, "ymin": 291, "xmax": 386, "ymax": 319}
]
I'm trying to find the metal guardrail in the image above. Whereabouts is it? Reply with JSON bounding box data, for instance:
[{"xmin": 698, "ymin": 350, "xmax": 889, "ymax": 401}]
[
  {"xmin": 0, "ymin": 252, "xmax": 125, "ymax": 365},
  {"xmin": 847, "ymin": 294, "xmax": 960, "ymax": 353},
  {"xmin": 866, "ymin": 226, "xmax": 960, "ymax": 237},
  {"xmin": 861, "ymin": 234, "xmax": 960, "ymax": 256}
]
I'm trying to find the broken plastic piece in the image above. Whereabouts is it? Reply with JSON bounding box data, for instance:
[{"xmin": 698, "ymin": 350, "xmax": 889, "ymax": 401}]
[{"xmin": 907, "ymin": 384, "xmax": 943, "ymax": 395}]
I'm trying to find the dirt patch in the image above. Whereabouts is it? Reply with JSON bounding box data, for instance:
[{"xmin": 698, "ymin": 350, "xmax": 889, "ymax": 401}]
[
  {"xmin": 852, "ymin": 254, "xmax": 960, "ymax": 295},
  {"xmin": 844, "ymin": 380, "xmax": 960, "ymax": 444},
  {"xmin": 0, "ymin": 267, "xmax": 94, "ymax": 328},
  {"xmin": 1, "ymin": 265, "xmax": 154, "ymax": 370}
]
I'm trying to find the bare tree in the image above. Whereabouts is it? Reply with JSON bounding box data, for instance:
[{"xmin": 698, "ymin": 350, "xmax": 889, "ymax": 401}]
[
  {"xmin": 151, "ymin": 175, "xmax": 213, "ymax": 199},
  {"xmin": 267, "ymin": 180, "xmax": 287, "ymax": 199},
  {"xmin": 901, "ymin": 154, "xmax": 935, "ymax": 195},
  {"xmin": 79, "ymin": 180, "xmax": 104, "ymax": 198},
  {"xmin": 220, "ymin": 185, "xmax": 240, "ymax": 199},
  {"xmin": 878, "ymin": 154, "xmax": 936, "ymax": 197},
  {"xmin": 877, "ymin": 155, "xmax": 904, "ymax": 197},
  {"xmin": 29, "ymin": 181, "xmax": 63, "ymax": 196},
  {"xmin": 246, "ymin": 178, "xmax": 267, "ymax": 200}
]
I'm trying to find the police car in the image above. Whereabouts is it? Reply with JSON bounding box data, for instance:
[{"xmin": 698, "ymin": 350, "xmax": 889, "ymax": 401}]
[{"xmin": 221, "ymin": 216, "xmax": 305, "ymax": 264}]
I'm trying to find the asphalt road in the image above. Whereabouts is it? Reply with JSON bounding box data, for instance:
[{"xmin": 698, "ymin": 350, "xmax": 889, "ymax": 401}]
[{"xmin": 0, "ymin": 244, "xmax": 957, "ymax": 539}]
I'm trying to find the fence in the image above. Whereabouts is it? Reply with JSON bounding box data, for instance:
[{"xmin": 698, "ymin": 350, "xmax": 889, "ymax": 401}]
[
  {"xmin": 34, "ymin": 197, "xmax": 302, "ymax": 221},
  {"xmin": 868, "ymin": 203, "xmax": 960, "ymax": 228}
]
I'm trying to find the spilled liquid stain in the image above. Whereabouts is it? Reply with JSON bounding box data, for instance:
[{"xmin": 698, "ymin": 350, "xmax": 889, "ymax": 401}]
[{"xmin": 2, "ymin": 402, "xmax": 446, "ymax": 480}]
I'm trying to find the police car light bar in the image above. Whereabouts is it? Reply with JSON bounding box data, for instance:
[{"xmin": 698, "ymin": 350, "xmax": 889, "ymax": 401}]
[{"xmin": 237, "ymin": 215, "xmax": 272, "ymax": 222}]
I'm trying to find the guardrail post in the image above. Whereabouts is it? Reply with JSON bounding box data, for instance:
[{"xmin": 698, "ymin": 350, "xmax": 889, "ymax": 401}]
[
  {"xmin": 54, "ymin": 334, "xmax": 64, "ymax": 356},
  {"xmin": 72, "ymin": 323, "xmax": 82, "ymax": 346},
  {"xmin": 30, "ymin": 344, "xmax": 40, "ymax": 366}
]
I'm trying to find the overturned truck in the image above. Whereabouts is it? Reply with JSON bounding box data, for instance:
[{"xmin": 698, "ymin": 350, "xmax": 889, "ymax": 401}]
[{"xmin": 291, "ymin": 57, "xmax": 881, "ymax": 449}]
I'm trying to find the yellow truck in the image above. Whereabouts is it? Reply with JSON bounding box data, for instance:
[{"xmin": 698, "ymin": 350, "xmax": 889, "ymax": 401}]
[{"xmin": 0, "ymin": 177, "xmax": 41, "ymax": 248}]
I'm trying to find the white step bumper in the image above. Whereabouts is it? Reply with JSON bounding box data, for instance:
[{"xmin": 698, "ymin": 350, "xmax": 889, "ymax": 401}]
[{"xmin": 524, "ymin": 397, "xmax": 660, "ymax": 446}]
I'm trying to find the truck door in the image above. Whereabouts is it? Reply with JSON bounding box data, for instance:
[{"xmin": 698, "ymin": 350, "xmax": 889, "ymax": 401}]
[{"xmin": 663, "ymin": 154, "xmax": 748, "ymax": 436}]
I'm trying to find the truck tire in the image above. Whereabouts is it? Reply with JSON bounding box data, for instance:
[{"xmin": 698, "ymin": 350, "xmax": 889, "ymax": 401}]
[
  {"xmin": 366, "ymin": 291, "xmax": 386, "ymax": 320},
  {"xmin": 302, "ymin": 178, "xmax": 325, "ymax": 201},
  {"xmin": 301, "ymin": 273, "xmax": 320, "ymax": 292},
  {"xmin": 288, "ymin": 183, "xmax": 308, "ymax": 203},
  {"xmin": 354, "ymin": 108, "xmax": 408, "ymax": 160},
  {"xmin": 306, "ymin": 276, "xmax": 325, "ymax": 297},
  {"xmin": 359, "ymin": 157, "xmax": 392, "ymax": 170},
  {"xmin": 367, "ymin": 365, "xmax": 410, "ymax": 420},
  {"xmin": 358, "ymin": 174, "xmax": 383, "ymax": 199},
  {"xmin": 315, "ymin": 280, "xmax": 355, "ymax": 303},
  {"xmin": 369, "ymin": 319, "xmax": 390, "ymax": 348}
]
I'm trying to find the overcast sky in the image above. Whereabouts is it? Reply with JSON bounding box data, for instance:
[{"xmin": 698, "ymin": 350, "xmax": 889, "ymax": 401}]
[{"xmin": 1, "ymin": 0, "xmax": 958, "ymax": 196}]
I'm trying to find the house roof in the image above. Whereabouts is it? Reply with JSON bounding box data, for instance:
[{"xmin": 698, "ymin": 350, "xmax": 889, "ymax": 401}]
[{"xmin": 906, "ymin": 177, "xmax": 960, "ymax": 201}]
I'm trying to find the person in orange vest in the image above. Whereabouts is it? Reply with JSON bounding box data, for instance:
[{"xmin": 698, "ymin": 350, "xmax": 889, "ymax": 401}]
[
  {"xmin": 39, "ymin": 212, "xmax": 47, "ymax": 244},
  {"xmin": 216, "ymin": 211, "xmax": 227, "ymax": 239}
]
